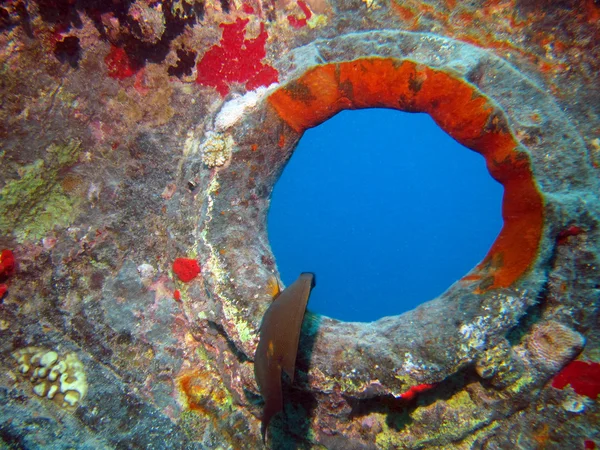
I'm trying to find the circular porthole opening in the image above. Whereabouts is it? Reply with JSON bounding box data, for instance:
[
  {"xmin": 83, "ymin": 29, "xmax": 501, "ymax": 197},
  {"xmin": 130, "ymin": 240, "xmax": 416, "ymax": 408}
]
[{"xmin": 268, "ymin": 108, "xmax": 504, "ymax": 322}]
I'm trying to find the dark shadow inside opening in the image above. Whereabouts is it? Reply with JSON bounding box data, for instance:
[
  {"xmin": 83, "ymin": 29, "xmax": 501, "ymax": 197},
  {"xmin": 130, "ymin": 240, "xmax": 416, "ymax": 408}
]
[{"xmin": 268, "ymin": 109, "xmax": 503, "ymax": 322}]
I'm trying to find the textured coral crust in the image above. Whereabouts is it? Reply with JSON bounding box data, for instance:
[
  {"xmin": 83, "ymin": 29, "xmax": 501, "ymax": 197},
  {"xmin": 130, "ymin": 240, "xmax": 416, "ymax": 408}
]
[
  {"xmin": 173, "ymin": 258, "xmax": 201, "ymax": 283},
  {"xmin": 268, "ymin": 58, "xmax": 543, "ymax": 290},
  {"xmin": 552, "ymin": 360, "xmax": 600, "ymax": 399}
]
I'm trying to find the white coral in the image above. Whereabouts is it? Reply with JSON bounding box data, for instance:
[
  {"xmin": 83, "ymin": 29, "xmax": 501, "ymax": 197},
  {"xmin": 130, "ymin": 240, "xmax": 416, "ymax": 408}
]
[
  {"xmin": 12, "ymin": 347, "xmax": 88, "ymax": 408},
  {"xmin": 201, "ymin": 132, "xmax": 234, "ymax": 168}
]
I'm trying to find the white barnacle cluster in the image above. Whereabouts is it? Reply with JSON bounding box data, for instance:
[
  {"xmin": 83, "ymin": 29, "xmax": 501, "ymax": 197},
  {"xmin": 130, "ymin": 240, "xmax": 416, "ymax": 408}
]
[
  {"xmin": 201, "ymin": 131, "xmax": 234, "ymax": 168},
  {"xmin": 459, "ymin": 316, "xmax": 488, "ymax": 352},
  {"xmin": 215, "ymin": 87, "xmax": 270, "ymax": 131},
  {"xmin": 12, "ymin": 347, "xmax": 88, "ymax": 408}
]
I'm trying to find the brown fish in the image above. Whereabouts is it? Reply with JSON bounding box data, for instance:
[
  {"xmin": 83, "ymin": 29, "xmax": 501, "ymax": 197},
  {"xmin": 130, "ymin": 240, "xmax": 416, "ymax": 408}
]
[{"xmin": 254, "ymin": 272, "xmax": 316, "ymax": 443}]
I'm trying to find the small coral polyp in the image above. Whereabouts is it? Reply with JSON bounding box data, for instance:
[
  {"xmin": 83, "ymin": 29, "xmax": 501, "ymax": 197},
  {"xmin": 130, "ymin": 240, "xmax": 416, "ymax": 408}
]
[
  {"xmin": 268, "ymin": 58, "xmax": 544, "ymax": 291},
  {"xmin": 12, "ymin": 347, "xmax": 88, "ymax": 409},
  {"xmin": 201, "ymin": 131, "xmax": 235, "ymax": 168}
]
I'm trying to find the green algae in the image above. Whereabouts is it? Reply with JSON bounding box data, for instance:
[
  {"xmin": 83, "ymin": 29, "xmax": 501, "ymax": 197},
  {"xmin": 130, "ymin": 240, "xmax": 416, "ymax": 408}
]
[
  {"xmin": 0, "ymin": 140, "xmax": 81, "ymax": 242},
  {"xmin": 220, "ymin": 300, "xmax": 254, "ymax": 343},
  {"xmin": 505, "ymin": 372, "xmax": 536, "ymax": 395}
]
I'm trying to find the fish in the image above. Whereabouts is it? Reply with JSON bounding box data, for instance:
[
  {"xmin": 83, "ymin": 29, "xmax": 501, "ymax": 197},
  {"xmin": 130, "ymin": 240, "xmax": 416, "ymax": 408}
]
[{"xmin": 254, "ymin": 272, "xmax": 316, "ymax": 443}]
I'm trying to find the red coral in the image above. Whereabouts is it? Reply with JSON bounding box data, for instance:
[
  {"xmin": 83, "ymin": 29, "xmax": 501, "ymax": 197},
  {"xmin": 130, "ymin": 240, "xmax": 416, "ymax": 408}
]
[
  {"xmin": 0, "ymin": 249, "xmax": 15, "ymax": 281},
  {"xmin": 0, "ymin": 284, "xmax": 7, "ymax": 299},
  {"xmin": 552, "ymin": 360, "xmax": 600, "ymax": 399},
  {"xmin": 173, "ymin": 289, "xmax": 182, "ymax": 302},
  {"xmin": 399, "ymin": 383, "xmax": 436, "ymax": 401},
  {"xmin": 196, "ymin": 18, "xmax": 279, "ymax": 96},
  {"xmin": 105, "ymin": 46, "xmax": 138, "ymax": 80},
  {"xmin": 585, "ymin": 440, "xmax": 596, "ymax": 449},
  {"xmin": 173, "ymin": 258, "xmax": 201, "ymax": 282},
  {"xmin": 288, "ymin": 1, "xmax": 312, "ymax": 28}
]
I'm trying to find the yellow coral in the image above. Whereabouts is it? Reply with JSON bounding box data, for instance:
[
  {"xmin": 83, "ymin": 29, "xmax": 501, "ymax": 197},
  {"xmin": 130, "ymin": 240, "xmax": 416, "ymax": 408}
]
[
  {"xmin": 201, "ymin": 132, "xmax": 235, "ymax": 168},
  {"xmin": 12, "ymin": 347, "xmax": 88, "ymax": 409}
]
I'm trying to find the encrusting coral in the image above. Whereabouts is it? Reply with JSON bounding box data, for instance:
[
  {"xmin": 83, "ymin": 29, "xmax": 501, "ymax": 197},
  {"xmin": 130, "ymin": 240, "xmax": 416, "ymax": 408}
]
[
  {"xmin": 12, "ymin": 347, "xmax": 88, "ymax": 409},
  {"xmin": 201, "ymin": 132, "xmax": 235, "ymax": 168},
  {"xmin": 0, "ymin": 140, "xmax": 81, "ymax": 243}
]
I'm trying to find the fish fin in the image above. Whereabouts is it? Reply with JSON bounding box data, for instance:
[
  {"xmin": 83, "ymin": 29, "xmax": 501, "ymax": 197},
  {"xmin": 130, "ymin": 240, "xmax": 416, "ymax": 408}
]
[
  {"xmin": 260, "ymin": 369, "xmax": 283, "ymax": 444},
  {"xmin": 280, "ymin": 273, "xmax": 315, "ymax": 383}
]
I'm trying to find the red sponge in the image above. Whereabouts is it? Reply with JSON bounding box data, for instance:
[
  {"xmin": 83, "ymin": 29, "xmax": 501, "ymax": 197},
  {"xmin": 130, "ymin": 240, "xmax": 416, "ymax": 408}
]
[
  {"xmin": 0, "ymin": 249, "xmax": 15, "ymax": 281},
  {"xmin": 552, "ymin": 360, "xmax": 600, "ymax": 399},
  {"xmin": 173, "ymin": 258, "xmax": 200, "ymax": 283}
]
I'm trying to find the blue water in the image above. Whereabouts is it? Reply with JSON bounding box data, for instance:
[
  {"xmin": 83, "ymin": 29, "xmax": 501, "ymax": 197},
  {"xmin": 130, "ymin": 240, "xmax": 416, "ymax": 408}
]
[{"xmin": 267, "ymin": 109, "xmax": 503, "ymax": 322}]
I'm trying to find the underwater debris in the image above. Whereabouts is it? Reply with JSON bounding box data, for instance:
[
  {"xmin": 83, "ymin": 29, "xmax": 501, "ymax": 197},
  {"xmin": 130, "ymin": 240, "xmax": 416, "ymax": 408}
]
[
  {"xmin": 268, "ymin": 58, "xmax": 544, "ymax": 291},
  {"xmin": 173, "ymin": 257, "xmax": 201, "ymax": 282},
  {"xmin": 12, "ymin": 347, "xmax": 88, "ymax": 408},
  {"xmin": 0, "ymin": 0, "xmax": 598, "ymax": 445},
  {"xmin": 254, "ymin": 272, "xmax": 315, "ymax": 443}
]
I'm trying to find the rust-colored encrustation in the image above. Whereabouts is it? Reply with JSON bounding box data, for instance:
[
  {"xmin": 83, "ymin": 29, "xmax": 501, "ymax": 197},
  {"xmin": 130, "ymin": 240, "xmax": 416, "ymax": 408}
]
[{"xmin": 268, "ymin": 58, "xmax": 543, "ymax": 291}]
